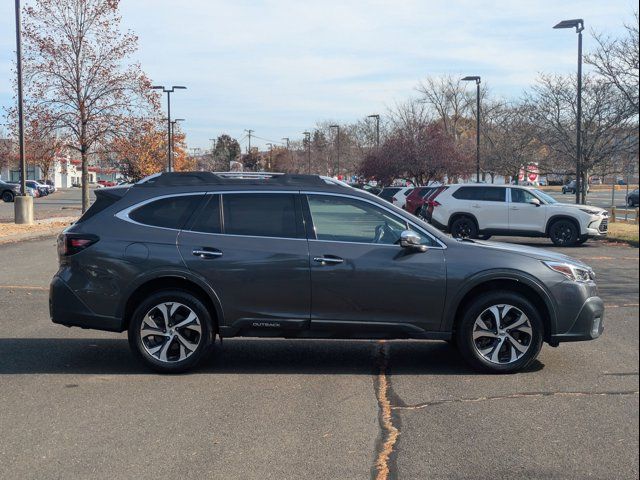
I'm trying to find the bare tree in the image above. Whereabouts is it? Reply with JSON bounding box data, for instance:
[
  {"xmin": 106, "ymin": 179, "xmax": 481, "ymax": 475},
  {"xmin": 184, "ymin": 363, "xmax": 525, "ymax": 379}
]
[
  {"xmin": 586, "ymin": 11, "xmax": 639, "ymax": 113},
  {"xmin": 22, "ymin": 0, "xmax": 158, "ymax": 211},
  {"xmin": 526, "ymin": 74, "xmax": 638, "ymax": 199}
]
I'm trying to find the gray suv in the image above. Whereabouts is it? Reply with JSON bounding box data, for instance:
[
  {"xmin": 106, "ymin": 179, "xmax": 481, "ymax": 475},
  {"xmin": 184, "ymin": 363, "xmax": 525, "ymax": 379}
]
[{"xmin": 50, "ymin": 172, "xmax": 604, "ymax": 373}]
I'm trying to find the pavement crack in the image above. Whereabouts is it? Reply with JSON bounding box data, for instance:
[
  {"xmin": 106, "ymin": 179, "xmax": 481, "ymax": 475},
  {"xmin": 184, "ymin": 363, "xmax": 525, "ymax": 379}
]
[
  {"xmin": 393, "ymin": 390, "xmax": 639, "ymax": 411},
  {"xmin": 372, "ymin": 340, "xmax": 400, "ymax": 480}
]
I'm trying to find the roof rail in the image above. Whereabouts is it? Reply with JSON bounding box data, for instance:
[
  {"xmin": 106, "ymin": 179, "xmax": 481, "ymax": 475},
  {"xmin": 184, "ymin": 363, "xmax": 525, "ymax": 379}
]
[{"xmin": 134, "ymin": 171, "xmax": 335, "ymax": 188}]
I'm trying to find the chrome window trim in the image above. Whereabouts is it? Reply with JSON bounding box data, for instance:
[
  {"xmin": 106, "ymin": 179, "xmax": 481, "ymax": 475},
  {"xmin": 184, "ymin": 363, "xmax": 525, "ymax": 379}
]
[
  {"xmin": 303, "ymin": 191, "xmax": 447, "ymax": 250},
  {"xmin": 115, "ymin": 192, "xmax": 207, "ymax": 231}
]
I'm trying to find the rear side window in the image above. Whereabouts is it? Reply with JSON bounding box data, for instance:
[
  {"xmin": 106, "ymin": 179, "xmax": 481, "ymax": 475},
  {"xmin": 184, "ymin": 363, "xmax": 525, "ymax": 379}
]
[
  {"xmin": 223, "ymin": 193, "xmax": 303, "ymax": 239},
  {"xmin": 453, "ymin": 187, "xmax": 505, "ymax": 202},
  {"xmin": 129, "ymin": 195, "xmax": 201, "ymax": 229},
  {"xmin": 417, "ymin": 187, "xmax": 433, "ymax": 197}
]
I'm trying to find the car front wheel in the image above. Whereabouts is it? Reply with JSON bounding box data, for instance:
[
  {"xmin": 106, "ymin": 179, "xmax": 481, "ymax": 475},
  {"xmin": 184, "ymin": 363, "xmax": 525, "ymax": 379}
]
[
  {"xmin": 456, "ymin": 291, "xmax": 544, "ymax": 373},
  {"xmin": 549, "ymin": 219, "xmax": 579, "ymax": 246},
  {"xmin": 128, "ymin": 289, "xmax": 214, "ymax": 373},
  {"xmin": 2, "ymin": 191, "xmax": 14, "ymax": 202}
]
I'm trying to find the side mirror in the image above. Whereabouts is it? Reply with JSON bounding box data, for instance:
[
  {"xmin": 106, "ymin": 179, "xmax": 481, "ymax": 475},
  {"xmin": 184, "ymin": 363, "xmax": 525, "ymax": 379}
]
[
  {"xmin": 529, "ymin": 198, "xmax": 541, "ymax": 207},
  {"xmin": 400, "ymin": 230, "xmax": 428, "ymax": 252}
]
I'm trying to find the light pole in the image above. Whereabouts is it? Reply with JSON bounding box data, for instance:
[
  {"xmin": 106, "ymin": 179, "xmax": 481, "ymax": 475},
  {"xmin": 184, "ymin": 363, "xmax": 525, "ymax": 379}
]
[
  {"xmin": 244, "ymin": 129, "xmax": 254, "ymax": 154},
  {"xmin": 282, "ymin": 137, "xmax": 291, "ymax": 172},
  {"xmin": 13, "ymin": 0, "xmax": 32, "ymax": 224},
  {"xmin": 367, "ymin": 114, "xmax": 380, "ymax": 149},
  {"xmin": 152, "ymin": 85, "xmax": 186, "ymax": 172},
  {"xmin": 330, "ymin": 125, "xmax": 340, "ymax": 178},
  {"xmin": 266, "ymin": 143, "xmax": 273, "ymax": 170},
  {"xmin": 554, "ymin": 18, "xmax": 584, "ymax": 205},
  {"xmin": 462, "ymin": 76, "xmax": 481, "ymax": 183},
  {"xmin": 303, "ymin": 132, "xmax": 311, "ymax": 174}
]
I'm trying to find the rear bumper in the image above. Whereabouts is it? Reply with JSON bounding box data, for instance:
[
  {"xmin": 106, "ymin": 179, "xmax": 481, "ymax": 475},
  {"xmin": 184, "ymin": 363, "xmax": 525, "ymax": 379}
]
[
  {"xmin": 550, "ymin": 296, "xmax": 604, "ymax": 344},
  {"xmin": 50, "ymin": 275, "xmax": 124, "ymax": 332}
]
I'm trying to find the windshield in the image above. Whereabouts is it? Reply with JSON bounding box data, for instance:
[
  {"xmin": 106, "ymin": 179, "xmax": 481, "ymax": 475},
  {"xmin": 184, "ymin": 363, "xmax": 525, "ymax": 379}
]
[{"xmin": 533, "ymin": 189, "xmax": 557, "ymax": 204}]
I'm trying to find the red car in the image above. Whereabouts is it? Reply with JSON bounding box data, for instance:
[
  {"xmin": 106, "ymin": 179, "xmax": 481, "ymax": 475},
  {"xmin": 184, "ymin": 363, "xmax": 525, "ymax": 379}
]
[
  {"xmin": 404, "ymin": 186, "xmax": 437, "ymax": 215},
  {"xmin": 420, "ymin": 186, "xmax": 449, "ymax": 222},
  {"xmin": 97, "ymin": 180, "xmax": 117, "ymax": 187}
]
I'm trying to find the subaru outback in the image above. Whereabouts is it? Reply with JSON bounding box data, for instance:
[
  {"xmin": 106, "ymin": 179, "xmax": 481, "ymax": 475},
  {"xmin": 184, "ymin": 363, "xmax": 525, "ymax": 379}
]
[{"xmin": 50, "ymin": 172, "xmax": 604, "ymax": 373}]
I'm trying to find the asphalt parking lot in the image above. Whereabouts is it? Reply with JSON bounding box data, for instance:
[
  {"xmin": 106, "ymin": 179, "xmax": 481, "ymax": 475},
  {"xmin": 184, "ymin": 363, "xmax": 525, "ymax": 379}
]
[{"xmin": 0, "ymin": 232, "xmax": 638, "ymax": 479}]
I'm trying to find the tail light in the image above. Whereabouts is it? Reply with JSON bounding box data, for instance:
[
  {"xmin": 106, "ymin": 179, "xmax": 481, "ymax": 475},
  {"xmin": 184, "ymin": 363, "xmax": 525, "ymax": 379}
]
[
  {"xmin": 427, "ymin": 200, "xmax": 441, "ymax": 207},
  {"xmin": 57, "ymin": 233, "xmax": 99, "ymax": 257}
]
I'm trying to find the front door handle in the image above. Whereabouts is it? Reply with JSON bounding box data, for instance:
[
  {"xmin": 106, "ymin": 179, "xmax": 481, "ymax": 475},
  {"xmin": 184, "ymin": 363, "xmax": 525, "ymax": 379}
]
[
  {"xmin": 510, "ymin": 206, "xmax": 520, "ymax": 210},
  {"xmin": 313, "ymin": 256, "xmax": 344, "ymax": 265},
  {"xmin": 471, "ymin": 203, "xmax": 481, "ymax": 208},
  {"xmin": 192, "ymin": 248, "xmax": 223, "ymax": 259}
]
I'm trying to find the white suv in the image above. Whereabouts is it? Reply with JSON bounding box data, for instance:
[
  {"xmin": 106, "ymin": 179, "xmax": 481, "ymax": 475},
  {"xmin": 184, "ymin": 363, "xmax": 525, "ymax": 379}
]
[{"xmin": 430, "ymin": 184, "xmax": 609, "ymax": 246}]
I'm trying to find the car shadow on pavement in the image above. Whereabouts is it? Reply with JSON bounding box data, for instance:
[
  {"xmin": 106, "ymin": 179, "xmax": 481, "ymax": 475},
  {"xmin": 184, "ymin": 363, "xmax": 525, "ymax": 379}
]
[{"xmin": 0, "ymin": 337, "xmax": 544, "ymax": 376}]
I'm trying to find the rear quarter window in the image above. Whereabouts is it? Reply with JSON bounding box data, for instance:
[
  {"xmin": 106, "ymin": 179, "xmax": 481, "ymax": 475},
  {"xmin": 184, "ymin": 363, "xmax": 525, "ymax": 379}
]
[{"xmin": 129, "ymin": 195, "xmax": 202, "ymax": 229}]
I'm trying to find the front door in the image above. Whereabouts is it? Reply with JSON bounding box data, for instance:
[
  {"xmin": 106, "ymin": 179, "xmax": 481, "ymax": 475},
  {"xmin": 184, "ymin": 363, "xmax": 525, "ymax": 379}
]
[
  {"xmin": 304, "ymin": 194, "xmax": 446, "ymax": 333},
  {"xmin": 508, "ymin": 188, "xmax": 548, "ymax": 233},
  {"xmin": 177, "ymin": 192, "xmax": 310, "ymax": 333}
]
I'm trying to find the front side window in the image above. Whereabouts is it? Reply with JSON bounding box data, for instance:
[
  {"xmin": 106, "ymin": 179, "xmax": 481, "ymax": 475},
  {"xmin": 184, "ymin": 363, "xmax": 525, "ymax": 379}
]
[
  {"xmin": 222, "ymin": 193, "xmax": 303, "ymax": 239},
  {"xmin": 307, "ymin": 195, "xmax": 436, "ymax": 246},
  {"xmin": 129, "ymin": 195, "xmax": 202, "ymax": 229},
  {"xmin": 511, "ymin": 188, "xmax": 537, "ymax": 204}
]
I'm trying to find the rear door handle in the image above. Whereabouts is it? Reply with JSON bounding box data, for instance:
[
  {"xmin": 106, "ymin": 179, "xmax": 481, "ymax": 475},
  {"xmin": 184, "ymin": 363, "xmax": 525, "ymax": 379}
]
[
  {"xmin": 510, "ymin": 207, "xmax": 520, "ymax": 210},
  {"xmin": 313, "ymin": 256, "xmax": 344, "ymax": 265},
  {"xmin": 192, "ymin": 248, "xmax": 223, "ymax": 259},
  {"xmin": 471, "ymin": 203, "xmax": 481, "ymax": 208}
]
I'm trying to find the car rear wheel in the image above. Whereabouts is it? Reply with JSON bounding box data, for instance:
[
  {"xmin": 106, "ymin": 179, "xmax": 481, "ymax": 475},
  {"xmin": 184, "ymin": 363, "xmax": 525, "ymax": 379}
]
[
  {"xmin": 450, "ymin": 216, "xmax": 478, "ymax": 239},
  {"xmin": 576, "ymin": 234, "xmax": 589, "ymax": 245},
  {"xmin": 128, "ymin": 289, "xmax": 214, "ymax": 373},
  {"xmin": 549, "ymin": 219, "xmax": 579, "ymax": 247},
  {"xmin": 456, "ymin": 291, "xmax": 544, "ymax": 373},
  {"xmin": 2, "ymin": 191, "xmax": 14, "ymax": 203}
]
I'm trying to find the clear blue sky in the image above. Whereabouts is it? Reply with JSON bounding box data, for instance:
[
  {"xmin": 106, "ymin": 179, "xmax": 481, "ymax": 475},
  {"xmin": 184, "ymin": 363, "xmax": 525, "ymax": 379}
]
[{"xmin": 0, "ymin": 0, "xmax": 635, "ymax": 151}]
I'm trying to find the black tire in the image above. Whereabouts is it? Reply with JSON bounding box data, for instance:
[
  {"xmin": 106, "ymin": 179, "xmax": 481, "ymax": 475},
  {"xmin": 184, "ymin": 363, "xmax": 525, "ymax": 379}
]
[
  {"xmin": 455, "ymin": 290, "xmax": 544, "ymax": 374},
  {"xmin": 450, "ymin": 216, "xmax": 478, "ymax": 239},
  {"xmin": 549, "ymin": 219, "xmax": 579, "ymax": 247},
  {"xmin": 562, "ymin": 188, "xmax": 566, "ymax": 195},
  {"xmin": 576, "ymin": 234, "xmax": 589, "ymax": 245},
  {"xmin": 128, "ymin": 289, "xmax": 214, "ymax": 373},
  {"xmin": 1, "ymin": 190, "xmax": 14, "ymax": 203},
  {"xmin": 478, "ymin": 234, "xmax": 492, "ymax": 241}
]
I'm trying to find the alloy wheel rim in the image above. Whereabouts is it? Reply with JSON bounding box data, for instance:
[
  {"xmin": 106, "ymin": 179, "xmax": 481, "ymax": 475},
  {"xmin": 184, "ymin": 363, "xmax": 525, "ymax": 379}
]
[
  {"xmin": 472, "ymin": 304, "xmax": 533, "ymax": 365},
  {"xmin": 139, "ymin": 302, "xmax": 202, "ymax": 363},
  {"xmin": 454, "ymin": 221, "xmax": 472, "ymax": 238}
]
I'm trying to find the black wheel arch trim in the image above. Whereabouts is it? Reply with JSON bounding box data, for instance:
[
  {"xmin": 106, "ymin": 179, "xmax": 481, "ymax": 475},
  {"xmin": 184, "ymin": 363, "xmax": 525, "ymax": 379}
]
[
  {"xmin": 448, "ymin": 212, "xmax": 479, "ymax": 231},
  {"xmin": 546, "ymin": 214, "xmax": 581, "ymax": 235},
  {"xmin": 441, "ymin": 268, "xmax": 559, "ymax": 338},
  {"xmin": 117, "ymin": 267, "xmax": 225, "ymax": 331}
]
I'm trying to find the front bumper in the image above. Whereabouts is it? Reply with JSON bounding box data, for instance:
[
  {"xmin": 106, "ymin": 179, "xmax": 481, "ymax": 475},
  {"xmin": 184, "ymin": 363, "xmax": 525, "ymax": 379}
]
[
  {"xmin": 550, "ymin": 296, "xmax": 604, "ymax": 344},
  {"xmin": 50, "ymin": 275, "xmax": 123, "ymax": 332},
  {"xmin": 586, "ymin": 215, "xmax": 608, "ymax": 237}
]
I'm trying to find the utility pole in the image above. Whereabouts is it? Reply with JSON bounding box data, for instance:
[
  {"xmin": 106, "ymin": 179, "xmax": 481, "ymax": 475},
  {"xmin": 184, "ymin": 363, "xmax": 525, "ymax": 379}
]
[
  {"xmin": 306, "ymin": 132, "xmax": 312, "ymax": 174},
  {"xmin": 152, "ymin": 85, "xmax": 187, "ymax": 172},
  {"xmin": 368, "ymin": 114, "xmax": 380, "ymax": 149},
  {"xmin": 266, "ymin": 143, "xmax": 273, "ymax": 170},
  {"xmin": 282, "ymin": 137, "xmax": 291, "ymax": 172},
  {"xmin": 245, "ymin": 129, "xmax": 254, "ymax": 154},
  {"xmin": 14, "ymin": 0, "xmax": 32, "ymax": 224},
  {"xmin": 330, "ymin": 125, "xmax": 340, "ymax": 177}
]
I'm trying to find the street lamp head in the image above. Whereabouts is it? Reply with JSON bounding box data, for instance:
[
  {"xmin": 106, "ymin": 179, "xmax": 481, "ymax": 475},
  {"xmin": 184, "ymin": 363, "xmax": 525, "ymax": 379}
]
[
  {"xmin": 172, "ymin": 86, "xmax": 187, "ymax": 90},
  {"xmin": 151, "ymin": 85, "xmax": 165, "ymax": 90},
  {"xmin": 367, "ymin": 114, "xmax": 379, "ymax": 119},
  {"xmin": 330, "ymin": 125, "xmax": 339, "ymax": 129},
  {"xmin": 553, "ymin": 19, "xmax": 584, "ymax": 32},
  {"xmin": 462, "ymin": 76, "xmax": 481, "ymax": 83}
]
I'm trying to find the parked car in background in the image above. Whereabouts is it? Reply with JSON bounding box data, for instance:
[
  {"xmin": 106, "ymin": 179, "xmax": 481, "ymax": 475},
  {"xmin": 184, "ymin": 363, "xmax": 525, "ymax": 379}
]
[
  {"xmin": 348, "ymin": 183, "xmax": 382, "ymax": 196},
  {"xmin": 404, "ymin": 186, "xmax": 438, "ymax": 214},
  {"xmin": 378, "ymin": 187, "xmax": 413, "ymax": 208},
  {"xmin": 626, "ymin": 189, "xmax": 639, "ymax": 207},
  {"xmin": 562, "ymin": 180, "xmax": 589, "ymax": 194},
  {"xmin": 430, "ymin": 184, "xmax": 608, "ymax": 246},
  {"xmin": 50, "ymin": 171, "xmax": 604, "ymax": 374},
  {"xmin": 0, "ymin": 180, "xmax": 21, "ymax": 202},
  {"xmin": 26, "ymin": 180, "xmax": 49, "ymax": 197},
  {"xmin": 39, "ymin": 179, "xmax": 56, "ymax": 193},
  {"xmin": 418, "ymin": 186, "xmax": 449, "ymax": 223},
  {"xmin": 98, "ymin": 180, "xmax": 117, "ymax": 187}
]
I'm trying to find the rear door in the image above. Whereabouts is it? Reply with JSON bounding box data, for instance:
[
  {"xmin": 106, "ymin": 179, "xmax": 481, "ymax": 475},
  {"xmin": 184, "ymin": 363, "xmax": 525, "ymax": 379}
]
[
  {"xmin": 304, "ymin": 193, "xmax": 446, "ymax": 333},
  {"xmin": 508, "ymin": 188, "xmax": 547, "ymax": 232},
  {"xmin": 177, "ymin": 192, "xmax": 311, "ymax": 331}
]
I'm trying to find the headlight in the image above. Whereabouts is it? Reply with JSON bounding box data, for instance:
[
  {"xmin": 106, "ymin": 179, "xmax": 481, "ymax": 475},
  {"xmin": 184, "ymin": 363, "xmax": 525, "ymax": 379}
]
[
  {"xmin": 579, "ymin": 208, "xmax": 600, "ymax": 215},
  {"xmin": 544, "ymin": 261, "xmax": 594, "ymax": 282}
]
